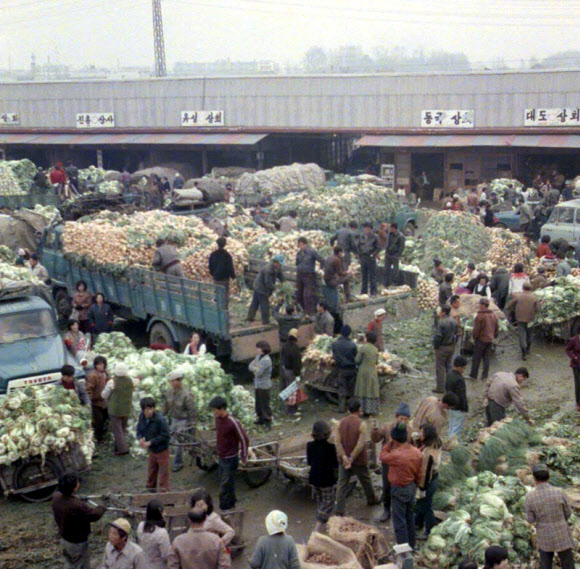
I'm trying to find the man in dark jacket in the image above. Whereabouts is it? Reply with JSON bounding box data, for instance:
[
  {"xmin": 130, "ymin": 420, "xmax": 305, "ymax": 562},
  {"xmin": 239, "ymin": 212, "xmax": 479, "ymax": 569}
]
[
  {"xmin": 438, "ymin": 272, "xmax": 454, "ymax": 307},
  {"xmin": 331, "ymin": 221, "xmax": 359, "ymax": 268},
  {"xmin": 331, "ymin": 325, "xmax": 358, "ymax": 412},
  {"xmin": 247, "ymin": 255, "xmax": 285, "ymax": 324},
  {"xmin": 296, "ymin": 237, "xmax": 325, "ymax": 315},
  {"xmin": 433, "ymin": 305, "xmax": 458, "ymax": 393},
  {"xmin": 136, "ymin": 397, "xmax": 171, "ymax": 492},
  {"xmin": 274, "ymin": 303, "xmax": 303, "ymax": 343},
  {"xmin": 469, "ymin": 297, "xmax": 499, "ymax": 381},
  {"xmin": 208, "ymin": 237, "xmax": 236, "ymax": 308},
  {"xmin": 445, "ymin": 356, "xmax": 468, "ymax": 441},
  {"xmin": 384, "ymin": 222, "xmax": 405, "ymax": 287},
  {"xmin": 490, "ymin": 267, "xmax": 510, "ymax": 309},
  {"xmin": 52, "ymin": 473, "xmax": 106, "ymax": 568},
  {"xmin": 358, "ymin": 222, "xmax": 381, "ymax": 296}
]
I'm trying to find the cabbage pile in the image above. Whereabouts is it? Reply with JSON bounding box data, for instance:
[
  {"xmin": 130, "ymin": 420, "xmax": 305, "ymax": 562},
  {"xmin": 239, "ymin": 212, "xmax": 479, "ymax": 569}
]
[
  {"xmin": 94, "ymin": 332, "xmax": 255, "ymax": 432},
  {"xmin": 0, "ymin": 162, "xmax": 27, "ymax": 196},
  {"xmin": 247, "ymin": 229, "xmax": 331, "ymax": 261},
  {"xmin": 534, "ymin": 276, "xmax": 580, "ymax": 326},
  {"xmin": 0, "ymin": 385, "xmax": 94, "ymax": 466},
  {"xmin": 0, "ymin": 259, "xmax": 44, "ymax": 286},
  {"xmin": 422, "ymin": 472, "xmax": 534, "ymax": 567},
  {"xmin": 489, "ymin": 178, "xmax": 523, "ymax": 199},
  {"xmin": 269, "ymin": 181, "xmax": 399, "ymax": 233}
]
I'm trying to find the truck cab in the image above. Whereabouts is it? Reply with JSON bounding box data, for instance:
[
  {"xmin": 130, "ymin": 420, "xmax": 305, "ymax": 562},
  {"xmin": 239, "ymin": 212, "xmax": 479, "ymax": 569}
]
[{"xmin": 0, "ymin": 294, "xmax": 81, "ymax": 398}]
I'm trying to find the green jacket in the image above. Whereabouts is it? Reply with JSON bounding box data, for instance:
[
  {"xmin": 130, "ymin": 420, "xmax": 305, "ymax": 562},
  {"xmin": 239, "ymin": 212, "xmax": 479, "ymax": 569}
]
[
  {"xmin": 355, "ymin": 342, "xmax": 380, "ymax": 399},
  {"xmin": 107, "ymin": 376, "xmax": 134, "ymax": 417}
]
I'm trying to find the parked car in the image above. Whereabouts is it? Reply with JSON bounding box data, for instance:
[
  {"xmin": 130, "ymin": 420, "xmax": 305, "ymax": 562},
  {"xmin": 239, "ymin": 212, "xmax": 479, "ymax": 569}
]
[{"xmin": 541, "ymin": 199, "xmax": 580, "ymax": 244}]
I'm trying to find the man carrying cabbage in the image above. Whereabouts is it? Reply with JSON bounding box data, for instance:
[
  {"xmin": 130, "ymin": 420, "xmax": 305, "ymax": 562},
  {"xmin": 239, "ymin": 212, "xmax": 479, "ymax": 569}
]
[{"xmin": 163, "ymin": 370, "xmax": 196, "ymax": 473}]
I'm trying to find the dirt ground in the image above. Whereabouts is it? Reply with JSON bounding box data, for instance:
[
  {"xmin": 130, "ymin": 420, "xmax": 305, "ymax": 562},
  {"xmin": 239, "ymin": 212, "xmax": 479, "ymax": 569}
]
[{"xmin": 0, "ymin": 319, "xmax": 575, "ymax": 568}]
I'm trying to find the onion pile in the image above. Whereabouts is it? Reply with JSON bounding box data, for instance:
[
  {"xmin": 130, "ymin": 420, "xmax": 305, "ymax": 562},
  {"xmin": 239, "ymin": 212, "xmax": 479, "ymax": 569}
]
[
  {"xmin": 484, "ymin": 228, "xmax": 533, "ymax": 271},
  {"xmin": 248, "ymin": 230, "xmax": 331, "ymax": 261},
  {"xmin": 417, "ymin": 278, "xmax": 439, "ymax": 310}
]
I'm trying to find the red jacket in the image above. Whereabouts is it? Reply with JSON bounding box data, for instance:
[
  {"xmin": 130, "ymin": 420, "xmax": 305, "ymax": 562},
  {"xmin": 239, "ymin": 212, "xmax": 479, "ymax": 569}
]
[
  {"xmin": 215, "ymin": 413, "xmax": 249, "ymax": 461},
  {"xmin": 566, "ymin": 336, "xmax": 580, "ymax": 369},
  {"xmin": 50, "ymin": 169, "xmax": 67, "ymax": 184},
  {"xmin": 536, "ymin": 243, "xmax": 552, "ymax": 258}
]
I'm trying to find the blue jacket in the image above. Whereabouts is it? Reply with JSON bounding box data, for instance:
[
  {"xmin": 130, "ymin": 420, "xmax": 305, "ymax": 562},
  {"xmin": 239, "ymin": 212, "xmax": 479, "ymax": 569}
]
[{"xmin": 136, "ymin": 411, "xmax": 171, "ymax": 453}]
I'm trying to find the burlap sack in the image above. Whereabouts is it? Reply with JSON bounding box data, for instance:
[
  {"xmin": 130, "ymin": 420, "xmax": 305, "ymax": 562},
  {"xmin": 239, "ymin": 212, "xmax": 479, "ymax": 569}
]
[
  {"xmin": 327, "ymin": 516, "xmax": 390, "ymax": 569},
  {"xmin": 297, "ymin": 532, "xmax": 363, "ymax": 569}
]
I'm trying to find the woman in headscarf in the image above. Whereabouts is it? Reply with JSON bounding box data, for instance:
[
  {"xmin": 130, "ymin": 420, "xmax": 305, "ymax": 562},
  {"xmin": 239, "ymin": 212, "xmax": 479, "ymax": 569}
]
[{"xmin": 249, "ymin": 510, "xmax": 300, "ymax": 569}]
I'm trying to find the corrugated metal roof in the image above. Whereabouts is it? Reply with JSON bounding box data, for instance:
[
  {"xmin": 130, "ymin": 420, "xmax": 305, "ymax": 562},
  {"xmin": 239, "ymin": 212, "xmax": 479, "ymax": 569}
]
[
  {"xmin": 355, "ymin": 134, "xmax": 580, "ymax": 148},
  {"xmin": 0, "ymin": 132, "xmax": 267, "ymax": 146}
]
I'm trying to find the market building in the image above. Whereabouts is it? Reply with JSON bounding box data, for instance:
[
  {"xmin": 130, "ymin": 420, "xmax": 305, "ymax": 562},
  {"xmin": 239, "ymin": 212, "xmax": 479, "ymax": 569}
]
[{"xmin": 0, "ymin": 68, "xmax": 579, "ymax": 192}]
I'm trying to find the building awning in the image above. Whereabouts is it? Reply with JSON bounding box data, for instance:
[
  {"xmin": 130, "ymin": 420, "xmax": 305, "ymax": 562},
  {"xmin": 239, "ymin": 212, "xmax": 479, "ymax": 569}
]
[
  {"xmin": 0, "ymin": 132, "xmax": 268, "ymax": 146},
  {"xmin": 355, "ymin": 134, "xmax": 580, "ymax": 149}
]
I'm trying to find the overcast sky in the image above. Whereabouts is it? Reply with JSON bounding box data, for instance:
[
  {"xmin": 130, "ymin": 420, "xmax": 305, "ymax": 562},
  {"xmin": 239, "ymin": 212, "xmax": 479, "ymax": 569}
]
[{"xmin": 1, "ymin": 0, "xmax": 579, "ymax": 71}]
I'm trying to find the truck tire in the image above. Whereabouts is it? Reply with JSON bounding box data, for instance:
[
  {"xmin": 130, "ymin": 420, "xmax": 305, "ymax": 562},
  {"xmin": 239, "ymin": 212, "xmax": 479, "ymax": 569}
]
[
  {"xmin": 404, "ymin": 222, "xmax": 416, "ymax": 237},
  {"xmin": 149, "ymin": 322, "xmax": 175, "ymax": 349},
  {"xmin": 243, "ymin": 467, "xmax": 272, "ymax": 488},
  {"xmin": 54, "ymin": 289, "xmax": 72, "ymax": 321},
  {"xmin": 13, "ymin": 456, "xmax": 62, "ymax": 502}
]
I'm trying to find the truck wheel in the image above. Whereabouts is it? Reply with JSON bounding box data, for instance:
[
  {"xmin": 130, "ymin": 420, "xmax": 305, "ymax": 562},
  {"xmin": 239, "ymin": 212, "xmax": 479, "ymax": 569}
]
[
  {"xmin": 243, "ymin": 467, "xmax": 272, "ymax": 488},
  {"xmin": 54, "ymin": 289, "xmax": 72, "ymax": 321},
  {"xmin": 13, "ymin": 457, "xmax": 62, "ymax": 502},
  {"xmin": 149, "ymin": 322, "xmax": 175, "ymax": 348},
  {"xmin": 195, "ymin": 456, "xmax": 218, "ymax": 472},
  {"xmin": 404, "ymin": 222, "xmax": 416, "ymax": 237}
]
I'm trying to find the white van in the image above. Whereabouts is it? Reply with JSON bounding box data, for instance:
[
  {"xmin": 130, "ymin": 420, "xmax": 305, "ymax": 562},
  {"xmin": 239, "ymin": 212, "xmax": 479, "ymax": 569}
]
[{"xmin": 540, "ymin": 199, "xmax": 580, "ymax": 244}]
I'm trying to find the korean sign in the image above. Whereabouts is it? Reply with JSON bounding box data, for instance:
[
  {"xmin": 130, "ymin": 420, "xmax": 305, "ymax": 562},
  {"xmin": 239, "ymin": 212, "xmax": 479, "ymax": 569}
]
[
  {"xmin": 76, "ymin": 113, "xmax": 115, "ymax": 128},
  {"xmin": 524, "ymin": 108, "xmax": 580, "ymax": 126},
  {"xmin": 421, "ymin": 110, "xmax": 474, "ymax": 128},
  {"xmin": 181, "ymin": 110, "xmax": 225, "ymax": 127},
  {"xmin": 0, "ymin": 112, "xmax": 20, "ymax": 125}
]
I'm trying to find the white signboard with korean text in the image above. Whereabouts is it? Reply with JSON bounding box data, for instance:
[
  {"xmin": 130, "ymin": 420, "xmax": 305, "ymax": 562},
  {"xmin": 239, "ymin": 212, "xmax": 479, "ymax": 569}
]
[
  {"xmin": 181, "ymin": 110, "xmax": 225, "ymax": 127},
  {"xmin": 76, "ymin": 113, "xmax": 115, "ymax": 128},
  {"xmin": 0, "ymin": 112, "xmax": 20, "ymax": 125},
  {"xmin": 421, "ymin": 110, "xmax": 474, "ymax": 128},
  {"xmin": 524, "ymin": 108, "xmax": 580, "ymax": 126}
]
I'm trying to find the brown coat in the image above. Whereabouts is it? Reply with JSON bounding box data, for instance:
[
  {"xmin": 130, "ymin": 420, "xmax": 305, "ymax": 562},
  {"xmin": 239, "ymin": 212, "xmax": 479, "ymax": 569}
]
[
  {"xmin": 507, "ymin": 291, "xmax": 540, "ymax": 324},
  {"xmin": 530, "ymin": 274, "xmax": 548, "ymax": 291},
  {"xmin": 72, "ymin": 290, "xmax": 92, "ymax": 321},
  {"xmin": 335, "ymin": 414, "xmax": 368, "ymax": 466},
  {"xmin": 167, "ymin": 528, "xmax": 231, "ymax": 569},
  {"xmin": 86, "ymin": 369, "xmax": 109, "ymax": 408},
  {"xmin": 472, "ymin": 308, "xmax": 499, "ymax": 343}
]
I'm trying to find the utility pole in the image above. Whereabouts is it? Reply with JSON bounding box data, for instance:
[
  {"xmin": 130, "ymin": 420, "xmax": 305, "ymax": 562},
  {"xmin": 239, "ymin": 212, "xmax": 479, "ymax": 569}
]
[{"xmin": 152, "ymin": 0, "xmax": 167, "ymax": 77}]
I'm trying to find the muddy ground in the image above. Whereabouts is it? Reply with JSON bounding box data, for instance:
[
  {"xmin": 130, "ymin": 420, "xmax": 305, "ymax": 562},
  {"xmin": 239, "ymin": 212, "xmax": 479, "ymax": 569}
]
[{"xmin": 0, "ymin": 318, "xmax": 575, "ymax": 568}]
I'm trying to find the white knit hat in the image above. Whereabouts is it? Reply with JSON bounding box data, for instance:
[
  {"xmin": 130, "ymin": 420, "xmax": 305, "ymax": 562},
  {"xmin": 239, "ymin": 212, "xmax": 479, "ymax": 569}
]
[
  {"xmin": 114, "ymin": 363, "xmax": 129, "ymax": 377},
  {"xmin": 265, "ymin": 510, "xmax": 288, "ymax": 535}
]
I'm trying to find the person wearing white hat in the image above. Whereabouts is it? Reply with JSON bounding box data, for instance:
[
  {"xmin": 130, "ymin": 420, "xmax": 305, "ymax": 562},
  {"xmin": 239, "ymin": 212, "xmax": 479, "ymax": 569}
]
[
  {"xmin": 102, "ymin": 518, "xmax": 147, "ymax": 569},
  {"xmin": 249, "ymin": 510, "xmax": 300, "ymax": 569},
  {"xmin": 102, "ymin": 363, "xmax": 139, "ymax": 456},
  {"xmin": 367, "ymin": 308, "xmax": 386, "ymax": 352},
  {"xmin": 163, "ymin": 370, "xmax": 196, "ymax": 472}
]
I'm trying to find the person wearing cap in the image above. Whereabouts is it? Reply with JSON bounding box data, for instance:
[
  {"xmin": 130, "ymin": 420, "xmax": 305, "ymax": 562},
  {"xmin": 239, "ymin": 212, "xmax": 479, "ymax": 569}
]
[
  {"xmin": 247, "ymin": 255, "xmax": 285, "ymax": 324},
  {"xmin": 484, "ymin": 368, "xmax": 532, "ymax": 426},
  {"xmin": 249, "ymin": 510, "xmax": 300, "ymax": 569},
  {"xmin": 307, "ymin": 421, "xmax": 338, "ymax": 532},
  {"xmin": 445, "ymin": 356, "xmax": 468, "ymax": 441},
  {"xmin": 28, "ymin": 252, "xmax": 49, "ymax": 282},
  {"xmin": 371, "ymin": 402, "xmax": 411, "ymax": 522},
  {"xmin": 358, "ymin": 222, "xmax": 381, "ymax": 297},
  {"xmin": 101, "ymin": 518, "xmax": 146, "ymax": 569},
  {"xmin": 15, "ymin": 247, "xmax": 29, "ymax": 266},
  {"xmin": 168, "ymin": 507, "xmax": 231, "ymax": 569},
  {"xmin": 208, "ymin": 237, "xmax": 236, "ymax": 308},
  {"xmin": 296, "ymin": 236, "xmax": 325, "ymax": 315},
  {"xmin": 136, "ymin": 397, "xmax": 171, "ymax": 492},
  {"xmin": 102, "ymin": 363, "xmax": 139, "ymax": 456},
  {"xmin": 332, "ymin": 325, "xmax": 358, "ymax": 413},
  {"xmin": 367, "ymin": 308, "xmax": 386, "ymax": 352},
  {"xmin": 531, "ymin": 266, "xmax": 549, "ymax": 291},
  {"xmin": 380, "ymin": 423, "xmax": 422, "ymax": 548},
  {"xmin": 384, "ymin": 222, "xmax": 405, "ymax": 288},
  {"xmin": 525, "ymin": 464, "xmax": 575, "ymax": 569},
  {"xmin": 52, "ymin": 472, "xmax": 106, "ymax": 569},
  {"xmin": 279, "ymin": 328, "xmax": 302, "ymax": 415},
  {"xmin": 314, "ymin": 301, "xmax": 335, "ymax": 336},
  {"xmin": 469, "ymin": 297, "xmax": 499, "ymax": 381},
  {"xmin": 249, "ymin": 341, "xmax": 273, "ymax": 429},
  {"xmin": 433, "ymin": 305, "xmax": 458, "ymax": 394},
  {"xmin": 334, "ymin": 398, "xmax": 379, "ymax": 516},
  {"xmin": 209, "ymin": 396, "xmax": 249, "ymax": 511},
  {"xmin": 163, "ymin": 370, "xmax": 196, "ymax": 472}
]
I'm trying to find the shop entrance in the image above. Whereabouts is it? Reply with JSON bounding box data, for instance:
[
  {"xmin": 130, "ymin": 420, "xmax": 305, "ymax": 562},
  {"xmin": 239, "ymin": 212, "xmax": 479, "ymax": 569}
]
[{"xmin": 411, "ymin": 153, "xmax": 444, "ymax": 200}]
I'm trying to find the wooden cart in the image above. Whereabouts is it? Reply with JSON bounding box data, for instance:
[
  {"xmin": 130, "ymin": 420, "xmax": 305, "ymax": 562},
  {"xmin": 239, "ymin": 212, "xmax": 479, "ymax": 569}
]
[
  {"xmin": 0, "ymin": 443, "xmax": 89, "ymax": 502},
  {"xmin": 94, "ymin": 490, "xmax": 246, "ymax": 555}
]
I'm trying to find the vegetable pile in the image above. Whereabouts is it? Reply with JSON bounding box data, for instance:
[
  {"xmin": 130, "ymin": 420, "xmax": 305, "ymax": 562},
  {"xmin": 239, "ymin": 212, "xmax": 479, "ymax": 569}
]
[
  {"xmin": 416, "ymin": 278, "xmax": 439, "ymax": 310},
  {"xmin": 94, "ymin": 332, "xmax": 256, "ymax": 434},
  {"xmin": 269, "ymin": 181, "xmax": 399, "ymax": 232},
  {"xmin": 0, "ymin": 385, "xmax": 94, "ymax": 466},
  {"xmin": 0, "ymin": 162, "xmax": 27, "ymax": 196},
  {"xmin": 247, "ymin": 230, "xmax": 331, "ymax": 261},
  {"xmin": 489, "ymin": 178, "xmax": 523, "ymax": 199},
  {"xmin": 534, "ymin": 276, "xmax": 580, "ymax": 326},
  {"xmin": 0, "ymin": 259, "xmax": 44, "ymax": 286},
  {"xmin": 61, "ymin": 210, "xmax": 249, "ymax": 281},
  {"xmin": 483, "ymin": 228, "xmax": 533, "ymax": 272}
]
